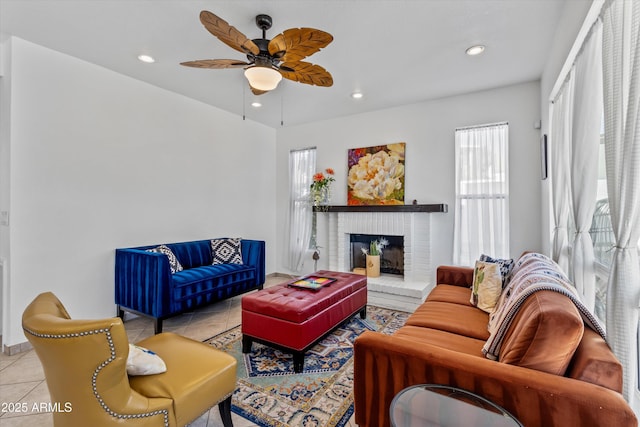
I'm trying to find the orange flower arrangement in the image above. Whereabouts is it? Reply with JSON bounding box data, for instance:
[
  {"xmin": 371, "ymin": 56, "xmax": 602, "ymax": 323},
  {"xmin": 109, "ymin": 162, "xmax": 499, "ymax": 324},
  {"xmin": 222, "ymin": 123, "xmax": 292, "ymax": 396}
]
[
  {"xmin": 311, "ymin": 168, "xmax": 335, "ymax": 191},
  {"xmin": 310, "ymin": 168, "xmax": 335, "ymax": 206}
]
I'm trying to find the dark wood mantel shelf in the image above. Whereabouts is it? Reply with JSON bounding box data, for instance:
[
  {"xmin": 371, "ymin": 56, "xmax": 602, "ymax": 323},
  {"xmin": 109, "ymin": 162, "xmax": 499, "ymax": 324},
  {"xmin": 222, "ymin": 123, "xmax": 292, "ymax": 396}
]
[{"xmin": 313, "ymin": 204, "xmax": 448, "ymax": 213}]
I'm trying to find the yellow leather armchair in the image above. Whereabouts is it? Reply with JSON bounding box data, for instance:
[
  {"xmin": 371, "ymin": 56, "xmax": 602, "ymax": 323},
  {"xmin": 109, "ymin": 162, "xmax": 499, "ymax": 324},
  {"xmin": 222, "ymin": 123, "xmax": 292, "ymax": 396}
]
[{"xmin": 22, "ymin": 292, "xmax": 237, "ymax": 427}]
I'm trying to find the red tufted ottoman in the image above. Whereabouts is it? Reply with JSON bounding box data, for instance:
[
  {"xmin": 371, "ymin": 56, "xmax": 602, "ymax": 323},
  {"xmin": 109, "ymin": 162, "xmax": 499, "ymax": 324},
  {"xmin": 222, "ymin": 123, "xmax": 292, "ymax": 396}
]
[{"xmin": 241, "ymin": 270, "xmax": 367, "ymax": 372}]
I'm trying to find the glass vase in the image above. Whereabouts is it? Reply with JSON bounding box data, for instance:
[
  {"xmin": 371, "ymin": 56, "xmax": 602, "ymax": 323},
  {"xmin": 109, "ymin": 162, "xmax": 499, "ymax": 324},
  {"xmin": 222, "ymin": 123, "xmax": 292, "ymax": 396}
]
[
  {"xmin": 320, "ymin": 186, "xmax": 331, "ymax": 205},
  {"xmin": 313, "ymin": 186, "xmax": 331, "ymax": 211}
]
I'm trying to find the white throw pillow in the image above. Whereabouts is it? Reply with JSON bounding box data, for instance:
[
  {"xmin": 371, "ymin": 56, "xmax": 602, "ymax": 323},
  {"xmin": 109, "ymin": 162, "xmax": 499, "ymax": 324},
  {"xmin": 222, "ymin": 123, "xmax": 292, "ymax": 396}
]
[
  {"xmin": 470, "ymin": 260, "xmax": 503, "ymax": 313},
  {"xmin": 126, "ymin": 344, "xmax": 167, "ymax": 376}
]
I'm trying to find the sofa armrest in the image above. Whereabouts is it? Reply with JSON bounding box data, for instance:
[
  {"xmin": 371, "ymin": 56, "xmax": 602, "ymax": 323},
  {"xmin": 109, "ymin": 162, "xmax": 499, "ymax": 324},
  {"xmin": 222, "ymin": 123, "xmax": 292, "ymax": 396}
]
[
  {"xmin": 241, "ymin": 240, "xmax": 265, "ymax": 285},
  {"xmin": 353, "ymin": 331, "xmax": 636, "ymax": 427},
  {"xmin": 115, "ymin": 249, "xmax": 172, "ymax": 317},
  {"xmin": 436, "ymin": 265, "xmax": 474, "ymax": 287}
]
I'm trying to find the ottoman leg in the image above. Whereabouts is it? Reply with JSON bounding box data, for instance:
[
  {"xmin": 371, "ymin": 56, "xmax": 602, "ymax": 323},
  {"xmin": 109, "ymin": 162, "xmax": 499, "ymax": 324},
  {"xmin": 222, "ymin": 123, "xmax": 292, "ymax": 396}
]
[
  {"xmin": 242, "ymin": 335, "xmax": 253, "ymax": 353},
  {"xmin": 293, "ymin": 352, "xmax": 305, "ymax": 373},
  {"xmin": 359, "ymin": 306, "xmax": 367, "ymax": 319}
]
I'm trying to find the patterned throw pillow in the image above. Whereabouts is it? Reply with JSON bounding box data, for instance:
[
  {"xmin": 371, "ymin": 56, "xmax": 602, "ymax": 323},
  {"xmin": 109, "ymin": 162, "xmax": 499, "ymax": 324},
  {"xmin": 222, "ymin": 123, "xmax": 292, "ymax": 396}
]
[
  {"xmin": 126, "ymin": 344, "xmax": 167, "ymax": 376},
  {"xmin": 211, "ymin": 238, "xmax": 243, "ymax": 265},
  {"xmin": 470, "ymin": 260, "xmax": 503, "ymax": 313},
  {"xmin": 480, "ymin": 254, "xmax": 514, "ymax": 287},
  {"xmin": 146, "ymin": 245, "xmax": 183, "ymax": 274}
]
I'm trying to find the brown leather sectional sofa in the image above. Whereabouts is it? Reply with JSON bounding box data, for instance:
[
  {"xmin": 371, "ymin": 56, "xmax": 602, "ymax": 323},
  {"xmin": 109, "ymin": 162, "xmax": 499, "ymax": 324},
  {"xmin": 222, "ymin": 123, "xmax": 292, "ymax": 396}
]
[{"xmin": 354, "ymin": 257, "xmax": 637, "ymax": 427}]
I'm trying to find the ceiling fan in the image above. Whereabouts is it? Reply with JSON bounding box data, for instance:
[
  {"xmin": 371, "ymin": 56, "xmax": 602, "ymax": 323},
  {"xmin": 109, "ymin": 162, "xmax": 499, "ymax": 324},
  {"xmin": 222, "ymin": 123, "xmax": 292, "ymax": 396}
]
[{"xmin": 181, "ymin": 11, "xmax": 334, "ymax": 95}]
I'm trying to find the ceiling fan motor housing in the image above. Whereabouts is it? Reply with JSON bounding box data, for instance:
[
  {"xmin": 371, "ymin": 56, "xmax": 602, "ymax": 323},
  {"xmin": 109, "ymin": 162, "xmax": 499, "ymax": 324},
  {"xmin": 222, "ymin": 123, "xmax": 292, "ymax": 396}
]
[{"xmin": 248, "ymin": 39, "xmax": 280, "ymax": 67}]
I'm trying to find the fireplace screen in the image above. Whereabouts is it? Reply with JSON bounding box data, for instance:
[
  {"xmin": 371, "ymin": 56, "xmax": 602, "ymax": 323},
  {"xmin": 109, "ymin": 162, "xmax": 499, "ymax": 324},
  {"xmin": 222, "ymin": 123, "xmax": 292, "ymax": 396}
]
[{"xmin": 350, "ymin": 234, "xmax": 404, "ymax": 276}]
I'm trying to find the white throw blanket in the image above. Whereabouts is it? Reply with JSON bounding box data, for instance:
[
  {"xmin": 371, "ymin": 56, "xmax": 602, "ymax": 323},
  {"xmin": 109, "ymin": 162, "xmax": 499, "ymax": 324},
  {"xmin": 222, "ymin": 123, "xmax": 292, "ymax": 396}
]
[{"xmin": 482, "ymin": 252, "xmax": 606, "ymax": 361}]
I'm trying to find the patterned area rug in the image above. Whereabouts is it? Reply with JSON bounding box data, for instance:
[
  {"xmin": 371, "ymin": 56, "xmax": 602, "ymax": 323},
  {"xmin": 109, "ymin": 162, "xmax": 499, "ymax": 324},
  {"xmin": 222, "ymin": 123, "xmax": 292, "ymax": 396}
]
[{"xmin": 204, "ymin": 305, "xmax": 408, "ymax": 427}]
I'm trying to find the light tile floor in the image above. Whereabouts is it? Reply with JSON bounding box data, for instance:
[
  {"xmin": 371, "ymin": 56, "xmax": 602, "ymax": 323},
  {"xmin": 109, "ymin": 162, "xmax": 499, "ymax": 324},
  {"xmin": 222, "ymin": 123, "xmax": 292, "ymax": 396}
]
[{"xmin": 0, "ymin": 276, "xmax": 359, "ymax": 427}]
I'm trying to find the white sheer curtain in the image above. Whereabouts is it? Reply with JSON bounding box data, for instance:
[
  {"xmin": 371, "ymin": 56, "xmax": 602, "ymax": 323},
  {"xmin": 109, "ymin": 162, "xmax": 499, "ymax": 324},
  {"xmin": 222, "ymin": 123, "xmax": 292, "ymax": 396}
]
[
  {"xmin": 602, "ymin": 0, "xmax": 640, "ymax": 404},
  {"xmin": 551, "ymin": 76, "xmax": 574, "ymax": 274},
  {"xmin": 569, "ymin": 19, "xmax": 603, "ymax": 312},
  {"xmin": 453, "ymin": 123, "xmax": 509, "ymax": 266},
  {"xmin": 284, "ymin": 148, "xmax": 316, "ymax": 272}
]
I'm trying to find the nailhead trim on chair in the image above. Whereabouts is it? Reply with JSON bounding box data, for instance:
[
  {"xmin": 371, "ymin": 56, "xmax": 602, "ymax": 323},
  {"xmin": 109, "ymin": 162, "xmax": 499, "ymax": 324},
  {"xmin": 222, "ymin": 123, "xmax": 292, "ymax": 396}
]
[{"xmin": 23, "ymin": 327, "xmax": 170, "ymax": 427}]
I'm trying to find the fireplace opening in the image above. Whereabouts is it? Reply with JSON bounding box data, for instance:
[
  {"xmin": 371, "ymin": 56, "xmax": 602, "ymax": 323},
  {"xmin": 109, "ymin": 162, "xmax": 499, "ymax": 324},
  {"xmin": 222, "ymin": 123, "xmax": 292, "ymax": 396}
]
[{"xmin": 350, "ymin": 234, "xmax": 404, "ymax": 276}]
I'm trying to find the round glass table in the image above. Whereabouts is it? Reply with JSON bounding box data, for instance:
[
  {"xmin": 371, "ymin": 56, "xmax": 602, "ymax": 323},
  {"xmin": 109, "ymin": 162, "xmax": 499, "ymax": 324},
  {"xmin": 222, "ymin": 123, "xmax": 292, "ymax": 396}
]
[{"xmin": 390, "ymin": 384, "xmax": 523, "ymax": 427}]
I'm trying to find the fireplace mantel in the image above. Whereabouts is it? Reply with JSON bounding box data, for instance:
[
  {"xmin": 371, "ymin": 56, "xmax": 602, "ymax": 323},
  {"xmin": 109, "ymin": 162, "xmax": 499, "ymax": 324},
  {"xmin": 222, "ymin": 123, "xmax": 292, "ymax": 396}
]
[{"xmin": 313, "ymin": 204, "xmax": 447, "ymax": 213}]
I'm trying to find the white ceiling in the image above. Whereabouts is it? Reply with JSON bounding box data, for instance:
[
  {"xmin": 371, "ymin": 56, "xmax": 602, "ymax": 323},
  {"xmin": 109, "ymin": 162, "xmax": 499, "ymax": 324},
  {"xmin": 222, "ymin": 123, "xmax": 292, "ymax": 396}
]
[{"xmin": 0, "ymin": 0, "xmax": 567, "ymax": 129}]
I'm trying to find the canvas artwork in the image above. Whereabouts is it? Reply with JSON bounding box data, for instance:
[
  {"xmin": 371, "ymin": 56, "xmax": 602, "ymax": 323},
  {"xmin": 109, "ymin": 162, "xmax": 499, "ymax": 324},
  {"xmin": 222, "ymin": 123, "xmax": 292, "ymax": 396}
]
[{"xmin": 347, "ymin": 142, "xmax": 406, "ymax": 205}]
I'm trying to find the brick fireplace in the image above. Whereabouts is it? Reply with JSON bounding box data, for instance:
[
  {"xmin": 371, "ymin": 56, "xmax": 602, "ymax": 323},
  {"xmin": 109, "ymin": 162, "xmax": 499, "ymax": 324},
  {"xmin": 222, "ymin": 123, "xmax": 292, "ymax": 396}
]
[{"xmin": 317, "ymin": 204, "xmax": 447, "ymax": 311}]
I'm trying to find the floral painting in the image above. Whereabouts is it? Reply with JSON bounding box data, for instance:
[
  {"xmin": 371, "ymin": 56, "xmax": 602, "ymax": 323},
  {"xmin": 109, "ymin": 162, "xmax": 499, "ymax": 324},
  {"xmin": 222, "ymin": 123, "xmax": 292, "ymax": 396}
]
[{"xmin": 347, "ymin": 142, "xmax": 405, "ymax": 205}]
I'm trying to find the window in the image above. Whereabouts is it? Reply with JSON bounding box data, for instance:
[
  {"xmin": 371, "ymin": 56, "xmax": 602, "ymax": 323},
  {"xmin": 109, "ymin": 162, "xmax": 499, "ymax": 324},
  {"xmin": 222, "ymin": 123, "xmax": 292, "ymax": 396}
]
[
  {"xmin": 453, "ymin": 123, "xmax": 509, "ymax": 266},
  {"xmin": 284, "ymin": 147, "xmax": 316, "ymax": 272},
  {"xmin": 549, "ymin": 0, "xmax": 640, "ymax": 404},
  {"xmin": 589, "ymin": 118, "xmax": 612, "ymax": 322},
  {"xmin": 590, "ymin": 121, "xmax": 640, "ymax": 325}
]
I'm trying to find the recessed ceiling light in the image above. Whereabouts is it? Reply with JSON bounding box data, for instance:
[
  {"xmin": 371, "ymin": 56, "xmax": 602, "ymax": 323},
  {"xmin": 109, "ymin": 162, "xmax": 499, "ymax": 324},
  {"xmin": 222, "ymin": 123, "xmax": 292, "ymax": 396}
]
[
  {"xmin": 251, "ymin": 101, "xmax": 262, "ymax": 108},
  {"xmin": 465, "ymin": 45, "xmax": 485, "ymax": 56},
  {"xmin": 351, "ymin": 92, "xmax": 364, "ymax": 99},
  {"xmin": 137, "ymin": 54, "xmax": 155, "ymax": 63}
]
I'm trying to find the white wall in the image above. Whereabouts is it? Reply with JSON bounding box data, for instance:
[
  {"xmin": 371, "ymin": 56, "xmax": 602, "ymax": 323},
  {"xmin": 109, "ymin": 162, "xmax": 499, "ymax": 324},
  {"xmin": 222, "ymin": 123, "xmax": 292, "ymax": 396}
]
[
  {"xmin": 0, "ymin": 35, "xmax": 11, "ymax": 335},
  {"xmin": 1, "ymin": 37, "xmax": 277, "ymax": 347},
  {"xmin": 275, "ymin": 81, "xmax": 542, "ymax": 276}
]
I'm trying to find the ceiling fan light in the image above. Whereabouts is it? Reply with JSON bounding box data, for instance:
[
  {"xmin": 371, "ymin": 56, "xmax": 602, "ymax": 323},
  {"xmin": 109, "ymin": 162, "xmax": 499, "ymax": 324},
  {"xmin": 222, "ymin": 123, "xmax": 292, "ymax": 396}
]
[{"xmin": 244, "ymin": 66, "xmax": 282, "ymax": 91}]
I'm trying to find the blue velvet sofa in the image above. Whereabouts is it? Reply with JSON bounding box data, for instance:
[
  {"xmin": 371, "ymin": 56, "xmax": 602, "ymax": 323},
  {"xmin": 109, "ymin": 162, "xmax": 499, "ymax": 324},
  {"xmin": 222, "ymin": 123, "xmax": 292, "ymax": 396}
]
[{"xmin": 115, "ymin": 238, "xmax": 265, "ymax": 333}]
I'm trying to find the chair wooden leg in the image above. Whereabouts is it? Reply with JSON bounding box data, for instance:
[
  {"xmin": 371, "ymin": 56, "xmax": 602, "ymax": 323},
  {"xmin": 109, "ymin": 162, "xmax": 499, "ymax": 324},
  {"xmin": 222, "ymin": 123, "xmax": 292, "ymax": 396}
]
[{"xmin": 218, "ymin": 395, "xmax": 233, "ymax": 427}]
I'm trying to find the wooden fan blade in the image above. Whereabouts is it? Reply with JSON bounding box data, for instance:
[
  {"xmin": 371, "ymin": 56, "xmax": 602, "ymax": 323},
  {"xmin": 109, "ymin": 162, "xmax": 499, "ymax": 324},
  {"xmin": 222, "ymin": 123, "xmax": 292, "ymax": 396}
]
[
  {"xmin": 268, "ymin": 28, "xmax": 333, "ymax": 62},
  {"xmin": 199, "ymin": 10, "xmax": 260, "ymax": 56},
  {"xmin": 279, "ymin": 61, "xmax": 333, "ymax": 87},
  {"xmin": 180, "ymin": 59, "xmax": 250, "ymax": 69},
  {"xmin": 250, "ymin": 85, "xmax": 269, "ymax": 96}
]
